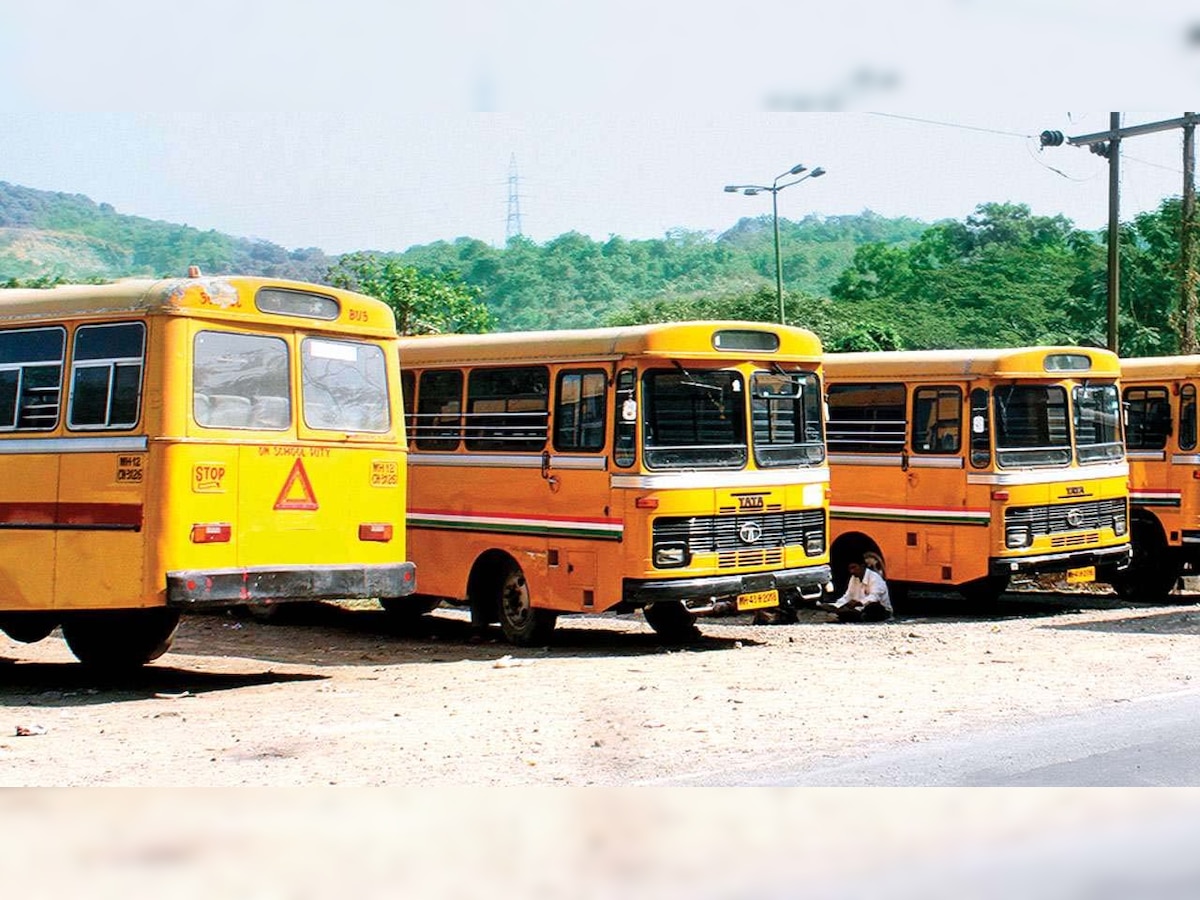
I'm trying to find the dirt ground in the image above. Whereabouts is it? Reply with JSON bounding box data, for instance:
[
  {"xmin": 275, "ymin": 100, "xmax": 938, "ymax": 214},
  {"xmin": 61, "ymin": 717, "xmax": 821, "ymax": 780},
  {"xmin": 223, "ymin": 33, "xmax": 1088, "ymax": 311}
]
[{"xmin": 2, "ymin": 588, "xmax": 1199, "ymax": 787}]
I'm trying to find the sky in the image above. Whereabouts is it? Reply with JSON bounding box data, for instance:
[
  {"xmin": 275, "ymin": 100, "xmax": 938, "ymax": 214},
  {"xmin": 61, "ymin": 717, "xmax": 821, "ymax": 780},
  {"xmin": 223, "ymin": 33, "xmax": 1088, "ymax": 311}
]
[{"xmin": 1, "ymin": 2, "xmax": 1198, "ymax": 255}]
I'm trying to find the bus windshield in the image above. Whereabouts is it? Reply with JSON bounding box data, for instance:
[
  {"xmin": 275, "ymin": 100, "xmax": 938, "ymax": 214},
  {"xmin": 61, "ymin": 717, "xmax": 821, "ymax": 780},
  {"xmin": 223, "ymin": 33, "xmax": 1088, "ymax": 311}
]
[
  {"xmin": 751, "ymin": 369, "xmax": 825, "ymax": 467},
  {"xmin": 643, "ymin": 368, "xmax": 746, "ymax": 469},
  {"xmin": 1073, "ymin": 383, "xmax": 1124, "ymax": 463},
  {"xmin": 993, "ymin": 385, "xmax": 1071, "ymax": 468}
]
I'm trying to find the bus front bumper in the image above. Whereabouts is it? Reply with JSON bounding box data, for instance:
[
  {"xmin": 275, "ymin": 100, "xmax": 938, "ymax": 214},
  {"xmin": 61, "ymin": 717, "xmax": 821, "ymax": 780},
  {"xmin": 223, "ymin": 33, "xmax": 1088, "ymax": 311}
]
[
  {"xmin": 166, "ymin": 562, "xmax": 417, "ymax": 609},
  {"xmin": 988, "ymin": 544, "xmax": 1131, "ymax": 579},
  {"xmin": 621, "ymin": 564, "xmax": 832, "ymax": 616}
]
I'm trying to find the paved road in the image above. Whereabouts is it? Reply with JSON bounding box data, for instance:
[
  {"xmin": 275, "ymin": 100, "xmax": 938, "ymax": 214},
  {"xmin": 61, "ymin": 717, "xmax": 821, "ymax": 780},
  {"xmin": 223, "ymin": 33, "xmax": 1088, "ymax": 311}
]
[{"xmin": 675, "ymin": 688, "xmax": 1200, "ymax": 786}]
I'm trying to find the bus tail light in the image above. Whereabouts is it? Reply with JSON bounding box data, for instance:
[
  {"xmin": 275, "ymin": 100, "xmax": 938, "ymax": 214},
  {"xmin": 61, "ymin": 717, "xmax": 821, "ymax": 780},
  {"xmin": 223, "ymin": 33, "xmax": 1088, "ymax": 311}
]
[
  {"xmin": 191, "ymin": 523, "xmax": 231, "ymax": 543},
  {"xmin": 991, "ymin": 490, "xmax": 1010, "ymax": 501},
  {"xmin": 359, "ymin": 523, "xmax": 393, "ymax": 542}
]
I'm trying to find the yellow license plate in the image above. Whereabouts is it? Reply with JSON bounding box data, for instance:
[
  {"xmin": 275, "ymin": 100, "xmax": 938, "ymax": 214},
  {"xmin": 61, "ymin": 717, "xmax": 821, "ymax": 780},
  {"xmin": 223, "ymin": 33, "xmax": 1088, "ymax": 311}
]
[
  {"xmin": 736, "ymin": 589, "xmax": 779, "ymax": 611},
  {"xmin": 1066, "ymin": 566, "xmax": 1096, "ymax": 585}
]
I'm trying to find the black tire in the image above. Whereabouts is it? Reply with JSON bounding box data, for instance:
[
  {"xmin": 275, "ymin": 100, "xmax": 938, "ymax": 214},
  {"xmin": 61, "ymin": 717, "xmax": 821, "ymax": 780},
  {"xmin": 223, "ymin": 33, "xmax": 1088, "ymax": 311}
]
[
  {"xmin": 1112, "ymin": 519, "xmax": 1181, "ymax": 603},
  {"xmin": 61, "ymin": 608, "xmax": 181, "ymax": 670},
  {"xmin": 380, "ymin": 595, "xmax": 440, "ymax": 620},
  {"xmin": 495, "ymin": 562, "xmax": 556, "ymax": 646},
  {"xmin": 643, "ymin": 601, "xmax": 701, "ymax": 644},
  {"xmin": 958, "ymin": 574, "xmax": 1009, "ymax": 609},
  {"xmin": 0, "ymin": 613, "xmax": 58, "ymax": 644}
]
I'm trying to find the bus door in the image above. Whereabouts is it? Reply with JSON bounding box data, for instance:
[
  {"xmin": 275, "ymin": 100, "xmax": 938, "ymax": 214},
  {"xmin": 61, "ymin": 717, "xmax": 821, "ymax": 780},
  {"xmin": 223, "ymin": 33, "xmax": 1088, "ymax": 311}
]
[
  {"xmin": 540, "ymin": 367, "xmax": 614, "ymax": 612},
  {"xmin": 904, "ymin": 384, "xmax": 967, "ymax": 584},
  {"xmin": 55, "ymin": 322, "xmax": 149, "ymax": 609}
]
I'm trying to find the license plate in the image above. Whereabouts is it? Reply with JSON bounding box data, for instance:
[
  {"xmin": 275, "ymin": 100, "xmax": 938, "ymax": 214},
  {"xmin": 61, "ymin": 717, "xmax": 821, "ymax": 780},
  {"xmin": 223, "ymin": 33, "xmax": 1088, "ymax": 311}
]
[
  {"xmin": 1066, "ymin": 566, "xmax": 1096, "ymax": 585},
  {"xmin": 736, "ymin": 589, "xmax": 779, "ymax": 611}
]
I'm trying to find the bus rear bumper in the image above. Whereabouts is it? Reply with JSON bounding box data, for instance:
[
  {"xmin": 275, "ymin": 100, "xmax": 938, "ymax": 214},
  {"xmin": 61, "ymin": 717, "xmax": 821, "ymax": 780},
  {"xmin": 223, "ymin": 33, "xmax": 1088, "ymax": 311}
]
[
  {"xmin": 621, "ymin": 565, "xmax": 832, "ymax": 616},
  {"xmin": 988, "ymin": 544, "xmax": 1131, "ymax": 578},
  {"xmin": 166, "ymin": 562, "xmax": 417, "ymax": 608}
]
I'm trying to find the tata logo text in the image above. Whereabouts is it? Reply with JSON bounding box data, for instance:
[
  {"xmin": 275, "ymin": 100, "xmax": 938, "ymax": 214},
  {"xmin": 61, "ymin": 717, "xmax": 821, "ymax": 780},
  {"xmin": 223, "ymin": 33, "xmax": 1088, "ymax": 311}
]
[
  {"xmin": 1064, "ymin": 486, "xmax": 1086, "ymax": 496},
  {"xmin": 736, "ymin": 495, "xmax": 766, "ymax": 511}
]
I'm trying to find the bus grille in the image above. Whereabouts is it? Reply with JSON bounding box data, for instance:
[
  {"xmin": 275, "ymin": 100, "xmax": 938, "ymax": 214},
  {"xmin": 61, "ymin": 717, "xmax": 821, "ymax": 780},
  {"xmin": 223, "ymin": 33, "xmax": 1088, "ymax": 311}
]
[
  {"xmin": 654, "ymin": 509, "xmax": 825, "ymax": 567},
  {"xmin": 1005, "ymin": 498, "xmax": 1126, "ymax": 536}
]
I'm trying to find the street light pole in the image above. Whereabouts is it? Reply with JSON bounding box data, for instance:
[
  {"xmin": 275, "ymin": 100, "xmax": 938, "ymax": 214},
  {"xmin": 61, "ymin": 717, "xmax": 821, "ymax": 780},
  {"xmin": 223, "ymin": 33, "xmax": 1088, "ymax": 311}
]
[{"xmin": 725, "ymin": 164, "xmax": 826, "ymax": 324}]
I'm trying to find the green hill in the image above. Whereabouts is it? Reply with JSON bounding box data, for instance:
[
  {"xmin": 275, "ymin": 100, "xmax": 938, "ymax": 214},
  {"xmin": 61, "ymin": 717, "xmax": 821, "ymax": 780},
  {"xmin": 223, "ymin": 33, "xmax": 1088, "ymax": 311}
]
[{"xmin": 0, "ymin": 181, "xmax": 334, "ymax": 283}]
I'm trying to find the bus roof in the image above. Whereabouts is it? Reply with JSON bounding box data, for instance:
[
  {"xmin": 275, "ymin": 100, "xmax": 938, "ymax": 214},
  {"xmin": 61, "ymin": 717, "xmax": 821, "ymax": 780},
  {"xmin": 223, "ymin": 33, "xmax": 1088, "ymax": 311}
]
[
  {"xmin": 0, "ymin": 275, "xmax": 396, "ymax": 337},
  {"xmin": 825, "ymin": 346, "xmax": 1121, "ymax": 379},
  {"xmin": 1120, "ymin": 356, "xmax": 1200, "ymax": 379},
  {"xmin": 396, "ymin": 320, "xmax": 824, "ymax": 366}
]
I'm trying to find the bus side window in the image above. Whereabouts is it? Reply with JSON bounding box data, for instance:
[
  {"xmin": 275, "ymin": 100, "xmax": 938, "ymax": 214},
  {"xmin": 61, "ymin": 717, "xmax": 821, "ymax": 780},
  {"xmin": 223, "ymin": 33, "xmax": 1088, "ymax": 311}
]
[
  {"xmin": 68, "ymin": 322, "xmax": 146, "ymax": 430},
  {"xmin": 401, "ymin": 370, "xmax": 415, "ymax": 441},
  {"xmin": 0, "ymin": 326, "xmax": 65, "ymax": 432},
  {"xmin": 465, "ymin": 366, "xmax": 549, "ymax": 452},
  {"xmin": 415, "ymin": 369, "xmax": 462, "ymax": 450},
  {"xmin": 826, "ymin": 383, "xmax": 906, "ymax": 454},
  {"xmin": 1180, "ymin": 384, "xmax": 1197, "ymax": 451},
  {"xmin": 912, "ymin": 385, "xmax": 962, "ymax": 454},
  {"xmin": 969, "ymin": 388, "xmax": 990, "ymax": 468},
  {"xmin": 614, "ymin": 368, "xmax": 637, "ymax": 468},
  {"xmin": 1123, "ymin": 386, "xmax": 1171, "ymax": 450},
  {"xmin": 555, "ymin": 369, "xmax": 607, "ymax": 452}
]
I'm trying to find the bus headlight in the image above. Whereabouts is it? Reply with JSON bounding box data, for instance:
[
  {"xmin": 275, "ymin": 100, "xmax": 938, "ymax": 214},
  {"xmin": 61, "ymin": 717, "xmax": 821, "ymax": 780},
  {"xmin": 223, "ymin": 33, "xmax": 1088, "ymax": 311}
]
[
  {"xmin": 1005, "ymin": 526, "xmax": 1032, "ymax": 549},
  {"xmin": 653, "ymin": 542, "xmax": 690, "ymax": 568},
  {"xmin": 1113, "ymin": 513, "xmax": 1127, "ymax": 536},
  {"xmin": 805, "ymin": 531, "xmax": 826, "ymax": 557}
]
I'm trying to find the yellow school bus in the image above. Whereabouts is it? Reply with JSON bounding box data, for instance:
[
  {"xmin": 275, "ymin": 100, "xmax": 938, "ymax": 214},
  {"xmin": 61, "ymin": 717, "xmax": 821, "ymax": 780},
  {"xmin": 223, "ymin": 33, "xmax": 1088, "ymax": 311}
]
[
  {"xmin": 824, "ymin": 347, "xmax": 1131, "ymax": 602},
  {"xmin": 1115, "ymin": 355, "xmax": 1200, "ymax": 601},
  {"xmin": 0, "ymin": 272, "xmax": 414, "ymax": 668},
  {"xmin": 395, "ymin": 321, "xmax": 832, "ymax": 644}
]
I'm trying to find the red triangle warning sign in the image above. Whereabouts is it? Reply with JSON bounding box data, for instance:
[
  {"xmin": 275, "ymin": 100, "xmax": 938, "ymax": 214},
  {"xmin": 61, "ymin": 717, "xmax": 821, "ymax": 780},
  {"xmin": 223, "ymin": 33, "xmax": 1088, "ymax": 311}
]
[{"xmin": 274, "ymin": 459, "xmax": 319, "ymax": 510}]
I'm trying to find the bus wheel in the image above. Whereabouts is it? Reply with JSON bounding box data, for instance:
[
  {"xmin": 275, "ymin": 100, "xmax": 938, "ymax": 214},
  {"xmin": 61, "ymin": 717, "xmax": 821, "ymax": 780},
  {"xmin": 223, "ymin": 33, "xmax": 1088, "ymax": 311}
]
[
  {"xmin": 643, "ymin": 601, "xmax": 701, "ymax": 644},
  {"xmin": 1112, "ymin": 520, "xmax": 1181, "ymax": 603},
  {"xmin": 958, "ymin": 574, "xmax": 1009, "ymax": 609},
  {"xmin": 0, "ymin": 613, "xmax": 58, "ymax": 644},
  {"xmin": 380, "ymin": 596, "xmax": 440, "ymax": 620},
  {"xmin": 496, "ymin": 562, "xmax": 556, "ymax": 646},
  {"xmin": 61, "ymin": 609, "xmax": 181, "ymax": 670}
]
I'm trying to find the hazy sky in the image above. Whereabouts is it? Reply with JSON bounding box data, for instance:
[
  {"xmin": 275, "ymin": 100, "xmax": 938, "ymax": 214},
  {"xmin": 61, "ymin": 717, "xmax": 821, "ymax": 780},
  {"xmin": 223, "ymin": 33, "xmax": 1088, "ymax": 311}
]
[{"xmin": 1, "ymin": 2, "xmax": 1197, "ymax": 254}]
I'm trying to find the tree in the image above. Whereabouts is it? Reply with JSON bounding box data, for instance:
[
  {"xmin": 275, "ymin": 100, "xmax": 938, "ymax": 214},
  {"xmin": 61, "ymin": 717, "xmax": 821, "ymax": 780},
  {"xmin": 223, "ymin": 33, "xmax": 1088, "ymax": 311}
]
[{"xmin": 326, "ymin": 252, "xmax": 492, "ymax": 335}]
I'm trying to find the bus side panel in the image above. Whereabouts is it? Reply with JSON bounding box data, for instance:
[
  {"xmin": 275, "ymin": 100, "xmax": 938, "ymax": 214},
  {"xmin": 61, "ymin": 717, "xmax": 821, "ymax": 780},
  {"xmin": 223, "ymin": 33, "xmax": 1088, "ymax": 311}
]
[
  {"xmin": 54, "ymin": 450, "xmax": 148, "ymax": 609},
  {"xmin": 0, "ymin": 454, "xmax": 60, "ymax": 611}
]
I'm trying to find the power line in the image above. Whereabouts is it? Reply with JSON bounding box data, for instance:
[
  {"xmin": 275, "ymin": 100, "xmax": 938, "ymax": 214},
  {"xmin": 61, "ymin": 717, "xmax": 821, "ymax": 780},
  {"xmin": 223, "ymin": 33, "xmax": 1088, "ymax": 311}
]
[{"xmin": 865, "ymin": 112, "xmax": 1035, "ymax": 139}]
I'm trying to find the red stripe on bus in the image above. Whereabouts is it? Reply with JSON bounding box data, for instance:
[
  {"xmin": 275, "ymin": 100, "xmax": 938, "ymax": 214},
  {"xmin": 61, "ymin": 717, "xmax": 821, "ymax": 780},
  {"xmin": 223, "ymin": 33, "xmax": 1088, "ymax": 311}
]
[{"xmin": 0, "ymin": 502, "xmax": 143, "ymax": 529}]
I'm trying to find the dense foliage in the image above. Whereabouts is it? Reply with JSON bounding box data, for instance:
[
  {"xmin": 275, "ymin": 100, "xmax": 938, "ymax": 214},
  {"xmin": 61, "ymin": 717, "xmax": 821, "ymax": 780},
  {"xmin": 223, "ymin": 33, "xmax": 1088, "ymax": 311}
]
[{"xmin": 2, "ymin": 180, "xmax": 1196, "ymax": 354}]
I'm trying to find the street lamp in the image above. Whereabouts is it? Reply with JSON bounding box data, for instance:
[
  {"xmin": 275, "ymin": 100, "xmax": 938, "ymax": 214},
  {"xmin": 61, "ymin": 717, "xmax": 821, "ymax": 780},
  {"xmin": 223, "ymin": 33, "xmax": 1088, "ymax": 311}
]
[{"xmin": 725, "ymin": 163, "xmax": 826, "ymax": 324}]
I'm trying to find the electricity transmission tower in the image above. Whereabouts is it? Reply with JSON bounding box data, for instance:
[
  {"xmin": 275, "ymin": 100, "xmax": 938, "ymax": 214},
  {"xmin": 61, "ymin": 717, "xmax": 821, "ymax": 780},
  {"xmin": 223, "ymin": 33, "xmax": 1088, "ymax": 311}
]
[{"xmin": 505, "ymin": 153, "xmax": 523, "ymax": 242}]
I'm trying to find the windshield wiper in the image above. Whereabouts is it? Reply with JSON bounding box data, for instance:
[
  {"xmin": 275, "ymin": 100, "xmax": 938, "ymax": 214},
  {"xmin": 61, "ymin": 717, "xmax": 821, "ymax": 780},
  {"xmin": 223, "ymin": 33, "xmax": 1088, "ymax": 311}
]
[{"xmin": 672, "ymin": 360, "xmax": 723, "ymax": 393}]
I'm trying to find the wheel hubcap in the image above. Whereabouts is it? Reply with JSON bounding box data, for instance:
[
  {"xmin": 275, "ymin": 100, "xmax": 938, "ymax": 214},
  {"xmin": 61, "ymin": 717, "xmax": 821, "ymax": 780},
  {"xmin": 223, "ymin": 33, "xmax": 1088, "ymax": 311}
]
[{"xmin": 501, "ymin": 572, "xmax": 531, "ymax": 627}]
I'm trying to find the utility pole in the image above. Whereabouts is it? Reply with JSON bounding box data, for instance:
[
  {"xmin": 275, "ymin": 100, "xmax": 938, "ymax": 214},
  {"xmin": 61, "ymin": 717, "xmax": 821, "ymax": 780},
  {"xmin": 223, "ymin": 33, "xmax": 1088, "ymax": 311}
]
[
  {"xmin": 1106, "ymin": 112, "xmax": 1121, "ymax": 355},
  {"xmin": 1182, "ymin": 114, "xmax": 1197, "ymax": 353},
  {"xmin": 1041, "ymin": 112, "xmax": 1200, "ymax": 355}
]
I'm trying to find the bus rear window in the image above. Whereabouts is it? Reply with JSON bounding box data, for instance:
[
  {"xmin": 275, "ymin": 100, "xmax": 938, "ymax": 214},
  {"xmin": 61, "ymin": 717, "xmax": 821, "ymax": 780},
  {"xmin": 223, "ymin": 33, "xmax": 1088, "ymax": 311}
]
[
  {"xmin": 194, "ymin": 331, "xmax": 291, "ymax": 430},
  {"xmin": 302, "ymin": 339, "xmax": 390, "ymax": 433}
]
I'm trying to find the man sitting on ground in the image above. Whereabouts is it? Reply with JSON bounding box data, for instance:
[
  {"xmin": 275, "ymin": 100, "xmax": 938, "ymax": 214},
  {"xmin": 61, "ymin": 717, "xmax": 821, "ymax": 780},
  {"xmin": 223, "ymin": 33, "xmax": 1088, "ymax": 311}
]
[{"xmin": 817, "ymin": 557, "xmax": 893, "ymax": 623}]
